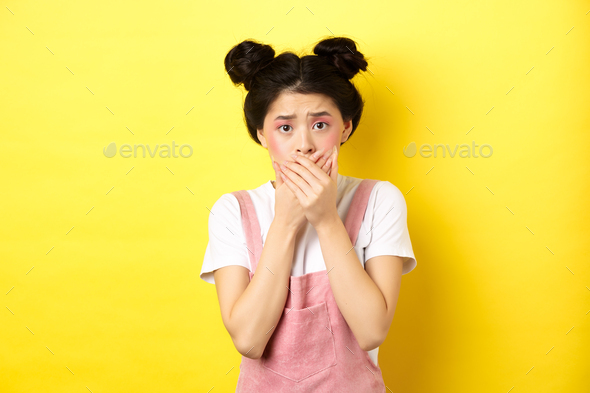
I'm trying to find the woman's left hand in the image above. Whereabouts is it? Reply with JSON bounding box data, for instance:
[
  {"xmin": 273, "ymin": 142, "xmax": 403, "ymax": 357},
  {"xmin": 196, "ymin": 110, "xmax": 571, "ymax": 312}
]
[{"xmin": 279, "ymin": 145, "xmax": 340, "ymax": 230}]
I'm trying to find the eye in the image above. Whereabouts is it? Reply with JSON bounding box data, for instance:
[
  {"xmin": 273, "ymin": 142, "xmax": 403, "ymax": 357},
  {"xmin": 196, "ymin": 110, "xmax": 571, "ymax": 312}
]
[
  {"xmin": 314, "ymin": 122, "xmax": 328, "ymax": 130},
  {"xmin": 277, "ymin": 122, "xmax": 329, "ymax": 133}
]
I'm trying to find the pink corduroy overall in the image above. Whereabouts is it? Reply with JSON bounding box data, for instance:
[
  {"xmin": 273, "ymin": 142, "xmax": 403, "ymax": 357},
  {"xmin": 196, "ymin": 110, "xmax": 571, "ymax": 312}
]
[{"xmin": 229, "ymin": 178, "xmax": 386, "ymax": 393}]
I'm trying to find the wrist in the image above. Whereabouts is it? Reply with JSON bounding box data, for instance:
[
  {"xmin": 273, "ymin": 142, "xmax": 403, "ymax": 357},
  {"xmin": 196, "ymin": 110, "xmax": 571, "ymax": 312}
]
[
  {"xmin": 270, "ymin": 217, "xmax": 300, "ymax": 239},
  {"xmin": 314, "ymin": 211, "xmax": 342, "ymax": 235}
]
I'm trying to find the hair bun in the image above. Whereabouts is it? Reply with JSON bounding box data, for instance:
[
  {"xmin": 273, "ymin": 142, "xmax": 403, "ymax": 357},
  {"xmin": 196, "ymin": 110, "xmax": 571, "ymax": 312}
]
[
  {"xmin": 224, "ymin": 40, "xmax": 275, "ymax": 91},
  {"xmin": 313, "ymin": 37, "xmax": 368, "ymax": 80}
]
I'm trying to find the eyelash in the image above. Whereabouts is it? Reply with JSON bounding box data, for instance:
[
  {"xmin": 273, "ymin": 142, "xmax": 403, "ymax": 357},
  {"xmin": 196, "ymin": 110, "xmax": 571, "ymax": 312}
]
[{"xmin": 278, "ymin": 122, "xmax": 329, "ymax": 133}]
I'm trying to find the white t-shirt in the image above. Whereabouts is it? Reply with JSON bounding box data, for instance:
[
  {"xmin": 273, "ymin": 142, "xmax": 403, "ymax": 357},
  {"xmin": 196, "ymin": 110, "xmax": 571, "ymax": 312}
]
[{"xmin": 200, "ymin": 173, "xmax": 417, "ymax": 367}]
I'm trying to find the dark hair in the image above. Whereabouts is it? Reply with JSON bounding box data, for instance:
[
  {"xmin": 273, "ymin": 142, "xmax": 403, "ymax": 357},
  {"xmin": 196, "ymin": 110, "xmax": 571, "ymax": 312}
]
[{"xmin": 224, "ymin": 36, "xmax": 369, "ymax": 146}]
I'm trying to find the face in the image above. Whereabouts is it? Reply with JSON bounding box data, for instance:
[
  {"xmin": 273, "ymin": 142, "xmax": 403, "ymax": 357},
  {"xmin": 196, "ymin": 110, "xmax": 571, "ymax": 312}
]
[{"xmin": 257, "ymin": 92, "xmax": 353, "ymax": 168}]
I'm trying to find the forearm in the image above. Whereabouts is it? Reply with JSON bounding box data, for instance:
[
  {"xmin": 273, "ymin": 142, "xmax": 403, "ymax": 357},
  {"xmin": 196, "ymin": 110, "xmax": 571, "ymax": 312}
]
[
  {"xmin": 230, "ymin": 219, "xmax": 297, "ymax": 359},
  {"xmin": 315, "ymin": 214, "xmax": 388, "ymax": 351}
]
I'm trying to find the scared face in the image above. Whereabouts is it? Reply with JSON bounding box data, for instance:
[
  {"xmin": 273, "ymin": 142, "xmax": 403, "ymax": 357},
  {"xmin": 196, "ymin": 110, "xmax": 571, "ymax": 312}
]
[{"xmin": 257, "ymin": 92, "xmax": 353, "ymax": 174}]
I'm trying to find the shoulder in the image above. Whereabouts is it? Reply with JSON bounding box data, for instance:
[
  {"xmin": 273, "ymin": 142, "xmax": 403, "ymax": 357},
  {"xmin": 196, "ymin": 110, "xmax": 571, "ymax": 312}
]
[
  {"xmin": 338, "ymin": 175, "xmax": 406, "ymax": 206},
  {"xmin": 340, "ymin": 175, "xmax": 402, "ymax": 197},
  {"xmin": 371, "ymin": 180, "xmax": 405, "ymax": 202},
  {"xmin": 207, "ymin": 183, "xmax": 269, "ymax": 225},
  {"xmin": 210, "ymin": 192, "xmax": 240, "ymax": 217},
  {"xmin": 206, "ymin": 192, "xmax": 247, "ymax": 237},
  {"xmin": 366, "ymin": 179, "xmax": 408, "ymax": 216},
  {"xmin": 210, "ymin": 182, "xmax": 271, "ymax": 214},
  {"xmin": 345, "ymin": 176, "xmax": 405, "ymax": 205}
]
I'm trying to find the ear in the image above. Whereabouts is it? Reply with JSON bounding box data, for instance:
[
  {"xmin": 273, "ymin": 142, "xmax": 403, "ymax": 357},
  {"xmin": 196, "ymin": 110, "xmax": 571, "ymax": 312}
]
[
  {"xmin": 257, "ymin": 128, "xmax": 267, "ymax": 148},
  {"xmin": 341, "ymin": 120, "xmax": 353, "ymax": 143}
]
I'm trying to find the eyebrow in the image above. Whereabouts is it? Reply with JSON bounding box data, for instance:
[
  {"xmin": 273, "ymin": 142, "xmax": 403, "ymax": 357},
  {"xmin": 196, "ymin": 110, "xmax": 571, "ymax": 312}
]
[{"xmin": 274, "ymin": 111, "xmax": 332, "ymax": 121}]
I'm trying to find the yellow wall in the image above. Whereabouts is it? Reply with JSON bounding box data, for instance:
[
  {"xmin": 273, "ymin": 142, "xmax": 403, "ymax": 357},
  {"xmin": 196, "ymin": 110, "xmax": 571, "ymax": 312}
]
[{"xmin": 1, "ymin": 0, "xmax": 588, "ymax": 392}]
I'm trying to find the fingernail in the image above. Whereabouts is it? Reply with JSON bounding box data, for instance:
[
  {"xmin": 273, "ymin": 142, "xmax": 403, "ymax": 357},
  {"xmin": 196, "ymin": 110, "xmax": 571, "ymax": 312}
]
[{"xmin": 290, "ymin": 154, "xmax": 298, "ymax": 160}]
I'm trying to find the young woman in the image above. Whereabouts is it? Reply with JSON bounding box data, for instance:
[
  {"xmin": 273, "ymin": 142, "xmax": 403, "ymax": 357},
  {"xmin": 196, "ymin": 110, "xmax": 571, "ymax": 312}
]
[{"xmin": 200, "ymin": 36, "xmax": 417, "ymax": 392}]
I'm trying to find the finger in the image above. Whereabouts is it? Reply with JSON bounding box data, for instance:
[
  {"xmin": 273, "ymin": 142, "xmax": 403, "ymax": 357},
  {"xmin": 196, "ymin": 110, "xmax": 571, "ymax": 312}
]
[
  {"xmin": 279, "ymin": 168, "xmax": 307, "ymax": 202},
  {"xmin": 281, "ymin": 162, "xmax": 314, "ymax": 197},
  {"xmin": 322, "ymin": 157, "xmax": 332, "ymax": 172},
  {"xmin": 322, "ymin": 147, "xmax": 336, "ymax": 177},
  {"xmin": 308, "ymin": 148, "xmax": 330, "ymax": 171},
  {"xmin": 309, "ymin": 147, "xmax": 326, "ymax": 162},
  {"xmin": 290, "ymin": 154, "xmax": 330, "ymax": 187},
  {"xmin": 292, "ymin": 148, "xmax": 331, "ymax": 174},
  {"xmin": 272, "ymin": 155, "xmax": 283, "ymax": 188},
  {"xmin": 313, "ymin": 149, "xmax": 334, "ymax": 173},
  {"xmin": 330, "ymin": 146, "xmax": 339, "ymax": 183}
]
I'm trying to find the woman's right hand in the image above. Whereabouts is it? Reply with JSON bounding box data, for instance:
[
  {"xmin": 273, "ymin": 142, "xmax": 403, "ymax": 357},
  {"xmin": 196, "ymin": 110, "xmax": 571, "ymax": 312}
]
[{"xmin": 272, "ymin": 147, "xmax": 335, "ymax": 234}]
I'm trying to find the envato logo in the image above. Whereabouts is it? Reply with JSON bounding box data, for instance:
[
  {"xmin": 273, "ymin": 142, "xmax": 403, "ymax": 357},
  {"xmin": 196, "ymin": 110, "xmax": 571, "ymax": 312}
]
[
  {"xmin": 103, "ymin": 141, "xmax": 193, "ymax": 158},
  {"xmin": 403, "ymin": 141, "xmax": 493, "ymax": 158}
]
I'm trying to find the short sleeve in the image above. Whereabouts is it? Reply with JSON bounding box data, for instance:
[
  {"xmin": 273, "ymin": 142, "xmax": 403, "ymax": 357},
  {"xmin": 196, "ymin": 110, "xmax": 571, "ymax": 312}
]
[
  {"xmin": 200, "ymin": 193, "xmax": 251, "ymax": 285},
  {"xmin": 364, "ymin": 181, "xmax": 417, "ymax": 275}
]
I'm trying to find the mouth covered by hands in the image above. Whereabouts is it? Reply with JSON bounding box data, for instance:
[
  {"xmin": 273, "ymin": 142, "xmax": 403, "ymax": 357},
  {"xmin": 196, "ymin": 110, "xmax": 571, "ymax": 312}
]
[{"xmin": 276, "ymin": 145, "xmax": 339, "ymax": 229}]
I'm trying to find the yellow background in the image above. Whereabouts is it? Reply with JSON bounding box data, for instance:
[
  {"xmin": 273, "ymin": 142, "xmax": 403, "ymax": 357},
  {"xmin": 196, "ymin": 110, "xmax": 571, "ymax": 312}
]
[{"xmin": 1, "ymin": 0, "xmax": 589, "ymax": 392}]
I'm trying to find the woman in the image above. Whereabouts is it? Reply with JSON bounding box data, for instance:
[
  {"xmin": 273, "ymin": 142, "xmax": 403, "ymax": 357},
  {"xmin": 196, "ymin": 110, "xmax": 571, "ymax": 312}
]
[{"xmin": 200, "ymin": 36, "xmax": 417, "ymax": 392}]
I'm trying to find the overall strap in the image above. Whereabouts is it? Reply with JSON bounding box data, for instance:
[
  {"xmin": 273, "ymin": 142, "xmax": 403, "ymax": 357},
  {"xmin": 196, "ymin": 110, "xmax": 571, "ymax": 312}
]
[
  {"xmin": 344, "ymin": 179, "xmax": 380, "ymax": 247},
  {"xmin": 230, "ymin": 190, "xmax": 263, "ymax": 276}
]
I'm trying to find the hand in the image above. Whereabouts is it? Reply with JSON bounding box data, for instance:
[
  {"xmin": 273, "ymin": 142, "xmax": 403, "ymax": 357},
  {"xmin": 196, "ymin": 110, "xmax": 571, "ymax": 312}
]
[
  {"xmin": 272, "ymin": 148, "xmax": 335, "ymax": 234},
  {"xmin": 278, "ymin": 145, "xmax": 339, "ymax": 230}
]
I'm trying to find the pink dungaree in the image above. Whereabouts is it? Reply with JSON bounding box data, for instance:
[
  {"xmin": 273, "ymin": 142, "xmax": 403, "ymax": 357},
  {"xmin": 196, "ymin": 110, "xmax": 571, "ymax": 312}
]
[{"xmin": 230, "ymin": 178, "xmax": 386, "ymax": 393}]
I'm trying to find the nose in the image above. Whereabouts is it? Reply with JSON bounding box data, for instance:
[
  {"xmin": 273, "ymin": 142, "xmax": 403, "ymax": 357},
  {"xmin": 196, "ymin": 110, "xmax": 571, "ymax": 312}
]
[{"xmin": 296, "ymin": 129, "xmax": 316, "ymax": 158}]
